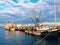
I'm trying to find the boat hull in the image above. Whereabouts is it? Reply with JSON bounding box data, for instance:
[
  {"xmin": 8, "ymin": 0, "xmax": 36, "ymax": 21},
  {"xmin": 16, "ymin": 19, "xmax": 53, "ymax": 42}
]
[{"xmin": 41, "ymin": 31, "xmax": 58, "ymax": 37}]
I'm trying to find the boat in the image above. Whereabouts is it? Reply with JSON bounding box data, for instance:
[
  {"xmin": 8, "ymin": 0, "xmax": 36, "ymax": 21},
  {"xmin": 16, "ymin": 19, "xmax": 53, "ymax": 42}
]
[
  {"xmin": 10, "ymin": 28, "xmax": 15, "ymax": 31},
  {"xmin": 29, "ymin": 0, "xmax": 58, "ymax": 38},
  {"xmin": 4, "ymin": 25, "xmax": 10, "ymax": 30},
  {"xmin": 41, "ymin": 26, "xmax": 58, "ymax": 37},
  {"xmin": 19, "ymin": 25, "xmax": 25, "ymax": 31},
  {"xmin": 4, "ymin": 23, "xmax": 17, "ymax": 31},
  {"xmin": 4, "ymin": 23, "xmax": 12, "ymax": 30}
]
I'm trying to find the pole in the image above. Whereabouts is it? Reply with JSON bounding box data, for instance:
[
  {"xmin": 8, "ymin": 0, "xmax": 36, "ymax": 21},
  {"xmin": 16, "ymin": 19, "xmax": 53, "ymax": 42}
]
[{"xmin": 54, "ymin": 0, "xmax": 56, "ymax": 26}]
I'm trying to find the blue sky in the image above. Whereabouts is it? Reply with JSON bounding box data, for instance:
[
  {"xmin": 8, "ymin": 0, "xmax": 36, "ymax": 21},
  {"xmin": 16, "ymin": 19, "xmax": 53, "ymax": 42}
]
[{"xmin": 0, "ymin": 0, "xmax": 60, "ymax": 24}]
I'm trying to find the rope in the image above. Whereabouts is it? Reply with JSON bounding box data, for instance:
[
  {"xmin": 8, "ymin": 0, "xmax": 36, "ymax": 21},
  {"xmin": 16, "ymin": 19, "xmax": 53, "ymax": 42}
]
[{"xmin": 33, "ymin": 32, "xmax": 52, "ymax": 45}]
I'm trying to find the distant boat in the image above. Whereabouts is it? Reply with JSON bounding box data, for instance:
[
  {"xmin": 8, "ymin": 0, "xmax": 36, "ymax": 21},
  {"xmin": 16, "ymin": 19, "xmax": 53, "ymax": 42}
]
[
  {"xmin": 4, "ymin": 16, "xmax": 18, "ymax": 31},
  {"xmin": 4, "ymin": 23, "xmax": 12, "ymax": 30},
  {"xmin": 4, "ymin": 23, "xmax": 18, "ymax": 31}
]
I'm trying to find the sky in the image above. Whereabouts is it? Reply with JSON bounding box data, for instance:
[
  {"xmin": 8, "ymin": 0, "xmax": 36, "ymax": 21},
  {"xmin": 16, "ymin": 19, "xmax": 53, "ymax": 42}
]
[{"xmin": 0, "ymin": 0, "xmax": 60, "ymax": 24}]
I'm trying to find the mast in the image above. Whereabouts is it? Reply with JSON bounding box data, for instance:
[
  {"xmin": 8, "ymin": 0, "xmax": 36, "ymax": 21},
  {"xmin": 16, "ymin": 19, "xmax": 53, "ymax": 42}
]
[
  {"xmin": 39, "ymin": 8, "xmax": 42, "ymax": 24},
  {"xmin": 30, "ymin": 16, "xmax": 35, "ymax": 24},
  {"xmin": 35, "ymin": 11, "xmax": 40, "ymax": 27},
  {"xmin": 7, "ymin": 16, "xmax": 10, "ymax": 23},
  {"xmin": 54, "ymin": 0, "xmax": 56, "ymax": 26}
]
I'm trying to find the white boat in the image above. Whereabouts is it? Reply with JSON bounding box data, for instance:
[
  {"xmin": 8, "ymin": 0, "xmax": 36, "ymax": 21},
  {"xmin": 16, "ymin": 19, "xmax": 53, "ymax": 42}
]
[
  {"xmin": 4, "ymin": 23, "xmax": 12, "ymax": 30},
  {"xmin": 4, "ymin": 23, "xmax": 16, "ymax": 31}
]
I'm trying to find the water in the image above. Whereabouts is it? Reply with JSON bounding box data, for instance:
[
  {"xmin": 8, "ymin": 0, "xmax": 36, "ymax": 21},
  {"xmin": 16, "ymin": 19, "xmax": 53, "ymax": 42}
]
[{"xmin": 0, "ymin": 26, "xmax": 60, "ymax": 45}]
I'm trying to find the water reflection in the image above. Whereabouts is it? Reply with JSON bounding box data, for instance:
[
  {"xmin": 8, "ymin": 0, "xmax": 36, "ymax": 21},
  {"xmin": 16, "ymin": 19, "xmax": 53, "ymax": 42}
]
[
  {"xmin": 5, "ymin": 31, "xmax": 36, "ymax": 45},
  {"xmin": 5, "ymin": 31, "xmax": 58, "ymax": 45},
  {"xmin": 36, "ymin": 38, "xmax": 58, "ymax": 45},
  {"xmin": 0, "ymin": 27, "xmax": 60, "ymax": 45}
]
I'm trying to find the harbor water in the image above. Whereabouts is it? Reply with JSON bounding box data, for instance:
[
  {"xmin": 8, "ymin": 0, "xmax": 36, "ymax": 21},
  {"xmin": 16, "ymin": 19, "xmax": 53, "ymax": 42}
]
[{"xmin": 0, "ymin": 26, "xmax": 60, "ymax": 45}]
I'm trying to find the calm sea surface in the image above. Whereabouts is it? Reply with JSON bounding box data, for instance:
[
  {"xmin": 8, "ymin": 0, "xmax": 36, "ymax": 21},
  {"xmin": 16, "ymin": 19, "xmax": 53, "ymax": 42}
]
[{"xmin": 0, "ymin": 26, "xmax": 60, "ymax": 45}]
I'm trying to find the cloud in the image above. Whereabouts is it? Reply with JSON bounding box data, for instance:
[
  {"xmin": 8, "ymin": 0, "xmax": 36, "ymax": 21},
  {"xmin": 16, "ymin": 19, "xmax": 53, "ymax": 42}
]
[
  {"xmin": 0, "ymin": 0, "xmax": 60, "ymax": 24},
  {"xmin": 0, "ymin": 0, "xmax": 49, "ymax": 13}
]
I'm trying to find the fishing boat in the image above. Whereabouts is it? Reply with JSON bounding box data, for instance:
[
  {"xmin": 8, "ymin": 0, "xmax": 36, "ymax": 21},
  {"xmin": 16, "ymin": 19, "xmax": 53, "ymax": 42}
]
[
  {"xmin": 18, "ymin": 25, "xmax": 25, "ymax": 31},
  {"xmin": 41, "ymin": 26, "xmax": 58, "ymax": 37},
  {"xmin": 4, "ymin": 25, "xmax": 10, "ymax": 30},
  {"xmin": 29, "ymin": 0, "xmax": 58, "ymax": 37},
  {"xmin": 4, "ymin": 23, "xmax": 18, "ymax": 31},
  {"xmin": 4, "ymin": 23, "xmax": 12, "ymax": 30},
  {"xmin": 39, "ymin": 0, "xmax": 58, "ymax": 37}
]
